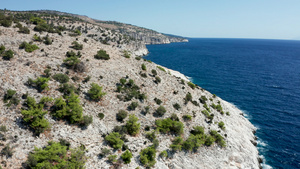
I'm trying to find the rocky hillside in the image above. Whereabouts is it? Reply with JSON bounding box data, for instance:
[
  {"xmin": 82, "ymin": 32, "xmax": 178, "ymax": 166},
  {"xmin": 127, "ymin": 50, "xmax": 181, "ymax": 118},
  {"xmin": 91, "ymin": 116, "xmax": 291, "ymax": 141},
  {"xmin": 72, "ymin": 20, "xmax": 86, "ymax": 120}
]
[{"xmin": 0, "ymin": 11, "xmax": 259, "ymax": 169}]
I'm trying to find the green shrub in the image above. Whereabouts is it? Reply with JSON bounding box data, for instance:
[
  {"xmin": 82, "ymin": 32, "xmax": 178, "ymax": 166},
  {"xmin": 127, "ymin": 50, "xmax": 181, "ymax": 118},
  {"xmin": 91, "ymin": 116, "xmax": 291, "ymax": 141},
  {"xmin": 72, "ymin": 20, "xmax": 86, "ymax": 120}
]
[
  {"xmin": 121, "ymin": 150, "xmax": 132, "ymax": 164},
  {"xmin": 213, "ymin": 94, "xmax": 217, "ymax": 98},
  {"xmin": 63, "ymin": 53, "xmax": 80, "ymax": 68},
  {"xmin": 155, "ymin": 118, "xmax": 184, "ymax": 135},
  {"xmin": 123, "ymin": 50, "xmax": 131, "ymax": 58},
  {"xmin": 191, "ymin": 126, "xmax": 204, "ymax": 135},
  {"xmin": 187, "ymin": 82, "xmax": 196, "ymax": 89},
  {"xmin": 30, "ymin": 17, "xmax": 46, "ymax": 25},
  {"xmin": 205, "ymin": 135, "xmax": 215, "ymax": 146},
  {"xmin": 53, "ymin": 73, "xmax": 69, "ymax": 83},
  {"xmin": 128, "ymin": 101, "xmax": 139, "ymax": 111},
  {"xmin": 43, "ymin": 35, "xmax": 52, "ymax": 45},
  {"xmin": 19, "ymin": 42, "xmax": 39, "ymax": 53},
  {"xmin": 141, "ymin": 64, "xmax": 146, "ymax": 71},
  {"xmin": 157, "ymin": 66, "xmax": 166, "ymax": 72},
  {"xmin": 199, "ymin": 95, "xmax": 208, "ymax": 104},
  {"xmin": 105, "ymin": 132, "xmax": 124, "ymax": 149},
  {"xmin": 107, "ymin": 155, "xmax": 117, "ymax": 163},
  {"xmin": 226, "ymin": 111, "xmax": 230, "ymax": 116},
  {"xmin": 145, "ymin": 131, "xmax": 156, "ymax": 142},
  {"xmin": 21, "ymin": 107, "xmax": 50, "ymax": 134},
  {"xmin": 218, "ymin": 121, "xmax": 225, "ymax": 130},
  {"xmin": 135, "ymin": 56, "xmax": 141, "ymax": 60},
  {"xmin": 183, "ymin": 115, "xmax": 192, "ymax": 121},
  {"xmin": 184, "ymin": 92, "xmax": 192, "ymax": 104},
  {"xmin": 116, "ymin": 78, "xmax": 146, "ymax": 102},
  {"xmin": 82, "ymin": 75, "xmax": 91, "ymax": 83},
  {"xmin": 140, "ymin": 72, "xmax": 147, "ymax": 78},
  {"xmin": 0, "ymin": 125, "xmax": 7, "ymax": 133},
  {"xmin": 44, "ymin": 68, "xmax": 51, "ymax": 78},
  {"xmin": 3, "ymin": 89, "xmax": 19, "ymax": 107},
  {"xmin": 33, "ymin": 34, "xmax": 43, "ymax": 42},
  {"xmin": 154, "ymin": 98, "xmax": 162, "ymax": 105},
  {"xmin": 140, "ymin": 146, "xmax": 156, "ymax": 167},
  {"xmin": 0, "ymin": 144, "xmax": 13, "ymax": 158},
  {"xmin": 182, "ymin": 134, "xmax": 205, "ymax": 152},
  {"xmin": 81, "ymin": 115, "xmax": 93, "ymax": 127},
  {"xmin": 87, "ymin": 83, "xmax": 106, "ymax": 101},
  {"xmin": 155, "ymin": 76, "xmax": 161, "ymax": 84},
  {"xmin": 70, "ymin": 29, "xmax": 81, "ymax": 36},
  {"xmin": 0, "ymin": 17, "xmax": 12, "ymax": 27},
  {"xmin": 94, "ymin": 49, "xmax": 110, "ymax": 60},
  {"xmin": 59, "ymin": 139, "xmax": 71, "ymax": 149},
  {"xmin": 151, "ymin": 69, "xmax": 157, "ymax": 76},
  {"xmin": 52, "ymin": 93, "xmax": 83, "ymax": 124},
  {"xmin": 98, "ymin": 113, "xmax": 105, "ymax": 120},
  {"xmin": 142, "ymin": 106, "xmax": 150, "ymax": 115},
  {"xmin": 159, "ymin": 150, "xmax": 168, "ymax": 158},
  {"xmin": 113, "ymin": 126, "xmax": 128, "ymax": 135},
  {"xmin": 99, "ymin": 148, "xmax": 111, "ymax": 157},
  {"xmin": 2, "ymin": 49, "xmax": 14, "ymax": 60},
  {"xmin": 26, "ymin": 141, "xmax": 86, "ymax": 168},
  {"xmin": 126, "ymin": 114, "xmax": 140, "ymax": 136},
  {"xmin": 169, "ymin": 113, "xmax": 179, "ymax": 121},
  {"xmin": 58, "ymin": 83, "xmax": 78, "ymax": 96},
  {"xmin": 152, "ymin": 139, "xmax": 159, "ymax": 149},
  {"xmin": 18, "ymin": 26, "xmax": 30, "ymax": 34},
  {"xmin": 71, "ymin": 41, "xmax": 83, "ymax": 50},
  {"xmin": 155, "ymin": 106, "xmax": 166, "ymax": 116},
  {"xmin": 116, "ymin": 110, "xmax": 128, "ymax": 122},
  {"xmin": 27, "ymin": 77, "xmax": 49, "ymax": 92},
  {"xmin": 173, "ymin": 103, "xmax": 181, "ymax": 110},
  {"xmin": 210, "ymin": 130, "xmax": 226, "ymax": 147},
  {"xmin": 0, "ymin": 45, "xmax": 5, "ymax": 54},
  {"xmin": 170, "ymin": 136, "xmax": 183, "ymax": 151}
]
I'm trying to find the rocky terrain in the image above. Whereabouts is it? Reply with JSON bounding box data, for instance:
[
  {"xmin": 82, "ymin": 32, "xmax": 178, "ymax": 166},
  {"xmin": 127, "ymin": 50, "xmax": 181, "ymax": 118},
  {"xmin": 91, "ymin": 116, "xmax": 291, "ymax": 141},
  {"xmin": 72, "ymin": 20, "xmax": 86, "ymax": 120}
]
[{"xmin": 0, "ymin": 11, "xmax": 259, "ymax": 169}]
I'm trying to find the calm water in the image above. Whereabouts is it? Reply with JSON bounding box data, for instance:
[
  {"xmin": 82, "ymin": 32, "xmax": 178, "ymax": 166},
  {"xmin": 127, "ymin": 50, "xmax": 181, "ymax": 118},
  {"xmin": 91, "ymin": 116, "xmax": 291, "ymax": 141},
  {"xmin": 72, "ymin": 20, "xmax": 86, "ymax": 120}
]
[{"xmin": 145, "ymin": 38, "xmax": 300, "ymax": 169}]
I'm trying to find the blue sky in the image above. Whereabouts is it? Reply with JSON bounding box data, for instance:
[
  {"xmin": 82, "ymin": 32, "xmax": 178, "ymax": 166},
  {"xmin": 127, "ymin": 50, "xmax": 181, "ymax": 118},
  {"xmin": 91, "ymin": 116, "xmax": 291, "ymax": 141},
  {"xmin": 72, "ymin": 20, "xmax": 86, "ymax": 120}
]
[{"xmin": 2, "ymin": 0, "xmax": 300, "ymax": 39}]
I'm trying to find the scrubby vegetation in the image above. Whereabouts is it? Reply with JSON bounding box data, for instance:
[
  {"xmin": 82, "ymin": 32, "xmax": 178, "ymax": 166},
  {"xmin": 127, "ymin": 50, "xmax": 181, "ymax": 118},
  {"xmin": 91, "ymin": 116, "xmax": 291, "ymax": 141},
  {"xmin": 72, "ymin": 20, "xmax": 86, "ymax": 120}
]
[
  {"xmin": 2, "ymin": 49, "xmax": 14, "ymax": 60},
  {"xmin": 155, "ymin": 106, "xmax": 167, "ymax": 116},
  {"xmin": 140, "ymin": 146, "xmax": 156, "ymax": 167},
  {"xmin": 116, "ymin": 78, "xmax": 146, "ymax": 102},
  {"xmin": 19, "ymin": 41, "xmax": 39, "ymax": 53},
  {"xmin": 70, "ymin": 41, "xmax": 83, "ymax": 50},
  {"xmin": 53, "ymin": 73, "xmax": 69, "ymax": 83},
  {"xmin": 155, "ymin": 118, "xmax": 184, "ymax": 135},
  {"xmin": 27, "ymin": 77, "xmax": 49, "ymax": 92},
  {"xmin": 87, "ymin": 83, "xmax": 106, "ymax": 101},
  {"xmin": 26, "ymin": 141, "xmax": 86, "ymax": 168},
  {"xmin": 94, "ymin": 49, "xmax": 110, "ymax": 60},
  {"xmin": 3, "ymin": 89, "xmax": 19, "ymax": 107},
  {"xmin": 105, "ymin": 132, "xmax": 124, "ymax": 149},
  {"xmin": 116, "ymin": 110, "xmax": 128, "ymax": 122},
  {"xmin": 187, "ymin": 82, "xmax": 196, "ymax": 89},
  {"xmin": 121, "ymin": 150, "xmax": 132, "ymax": 164},
  {"xmin": 157, "ymin": 66, "xmax": 166, "ymax": 72},
  {"xmin": 126, "ymin": 114, "xmax": 140, "ymax": 136}
]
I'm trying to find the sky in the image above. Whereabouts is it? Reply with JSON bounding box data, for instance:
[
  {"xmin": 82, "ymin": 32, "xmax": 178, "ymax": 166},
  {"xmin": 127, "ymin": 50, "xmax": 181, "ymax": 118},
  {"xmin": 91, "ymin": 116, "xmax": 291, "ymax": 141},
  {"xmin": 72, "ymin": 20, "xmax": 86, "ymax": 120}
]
[{"xmin": 2, "ymin": 0, "xmax": 300, "ymax": 40}]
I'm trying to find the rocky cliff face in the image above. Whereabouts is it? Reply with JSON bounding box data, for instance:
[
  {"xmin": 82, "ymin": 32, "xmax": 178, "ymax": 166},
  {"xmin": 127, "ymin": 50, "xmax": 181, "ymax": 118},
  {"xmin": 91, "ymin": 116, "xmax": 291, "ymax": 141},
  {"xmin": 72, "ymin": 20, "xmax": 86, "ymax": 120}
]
[{"xmin": 0, "ymin": 11, "xmax": 259, "ymax": 169}]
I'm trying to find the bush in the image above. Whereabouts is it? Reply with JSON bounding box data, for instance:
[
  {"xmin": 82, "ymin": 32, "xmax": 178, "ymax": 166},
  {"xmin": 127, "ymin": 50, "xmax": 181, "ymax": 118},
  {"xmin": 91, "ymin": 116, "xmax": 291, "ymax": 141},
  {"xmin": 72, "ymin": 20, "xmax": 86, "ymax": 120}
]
[
  {"xmin": 88, "ymin": 83, "xmax": 106, "ymax": 101},
  {"xmin": 187, "ymin": 82, "xmax": 196, "ymax": 89},
  {"xmin": 182, "ymin": 134, "xmax": 205, "ymax": 152},
  {"xmin": 142, "ymin": 106, "xmax": 150, "ymax": 115},
  {"xmin": 71, "ymin": 41, "xmax": 83, "ymax": 50},
  {"xmin": 116, "ymin": 78, "xmax": 146, "ymax": 102},
  {"xmin": 27, "ymin": 77, "xmax": 49, "ymax": 92},
  {"xmin": 82, "ymin": 75, "xmax": 91, "ymax": 83},
  {"xmin": 18, "ymin": 26, "xmax": 30, "ymax": 34},
  {"xmin": 52, "ymin": 93, "xmax": 83, "ymax": 124},
  {"xmin": 58, "ymin": 83, "xmax": 78, "ymax": 96},
  {"xmin": 152, "ymin": 139, "xmax": 159, "ymax": 149},
  {"xmin": 33, "ymin": 34, "xmax": 43, "ymax": 42},
  {"xmin": 159, "ymin": 150, "xmax": 168, "ymax": 158},
  {"xmin": 43, "ymin": 35, "xmax": 52, "ymax": 45},
  {"xmin": 128, "ymin": 102, "xmax": 138, "ymax": 111},
  {"xmin": 218, "ymin": 121, "xmax": 225, "ymax": 130},
  {"xmin": 154, "ymin": 98, "xmax": 162, "ymax": 105},
  {"xmin": 44, "ymin": 68, "xmax": 51, "ymax": 78},
  {"xmin": 105, "ymin": 132, "xmax": 124, "ymax": 149},
  {"xmin": 170, "ymin": 136, "xmax": 183, "ymax": 151},
  {"xmin": 184, "ymin": 92, "xmax": 192, "ymax": 104},
  {"xmin": 140, "ymin": 72, "xmax": 147, "ymax": 78},
  {"xmin": 151, "ymin": 69, "xmax": 157, "ymax": 76},
  {"xmin": 155, "ymin": 106, "xmax": 166, "ymax": 116},
  {"xmin": 19, "ymin": 42, "xmax": 39, "ymax": 53},
  {"xmin": 0, "ymin": 125, "xmax": 7, "ymax": 133},
  {"xmin": 0, "ymin": 45, "xmax": 5, "ymax": 54},
  {"xmin": 94, "ymin": 49, "xmax": 110, "ymax": 60},
  {"xmin": 123, "ymin": 50, "xmax": 131, "ymax": 58},
  {"xmin": 190, "ymin": 126, "xmax": 204, "ymax": 135},
  {"xmin": 81, "ymin": 115, "xmax": 93, "ymax": 127},
  {"xmin": 0, "ymin": 144, "xmax": 13, "ymax": 158},
  {"xmin": 53, "ymin": 73, "xmax": 69, "ymax": 83},
  {"xmin": 99, "ymin": 148, "xmax": 111, "ymax": 157},
  {"xmin": 140, "ymin": 146, "xmax": 156, "ymax": 167},
  {"xmin": 121, "ymin": 150, "xmax": 132, "ymax": 164},
  {"xmin": 98, "ymin": 113, "xmax": 105, "ymax": 120},
  {"xmin": 30, "ymin": 17, "xmax": 46, "ymax": 25},
  {"xmin": 21, "ymin": 107, "xmax": 50, "ymax": 134},
  {"xmin": 154, "ymin": 76, "xmax": 161, "ymax": 84},
  {"xmin": 157, "ymin": 66, "xmax": 166, "ymax": 72},
  {"xmin": 135, "ymin": 56, "xmax": 141, "ymax": 60},
  {"xmin": 2, "ymin": 49, "xmax": 14, "ymax": 60},
  {"xmin": 116, "ymin": 110, "xmax": 128, "ymax": 122},
  {"xmin": 155, "ymin": 118, "xmax": 184, "ymax": 135},
  {"xmin": 26, "ymin": 141, "xmax": 86, "ymax": 168},
  {"xmin": 205, "ymin": 135, "xmax": 215, "ymax": 146},
  {"xmin": 183, "ymin": 115, "xmax": 192, "ymax": 121},
  {"xmin": 126, "ymin": 114, "xmax": 140, "ymax": 136},
  {"xmin": 3, "ymin": 89, "xmax": 19, "ymax": 107},
  {"xmin": 107, "ymin": 155, "xmax": 117, "ymax": 163},
  {"xmin": 145, "ymin": 131, "xmax": 156, "ymax": 142},
  {"xmin": 141, "ymin": 64, "xmax": 146, "ymax": 71},
  {"xmin": 63, "ymin": 54, "xmax": 80, "ymax": 69},
  {"xmin": 199, "ymin": 95, "xmax": 208, "ymax": 104},
  {"xmin": 173, "ymin": 103, "xmax": 181, "ymax": 110},
  {"xmin": 210, "ymin": 130, "xmax": 226, "ymax": 147}
]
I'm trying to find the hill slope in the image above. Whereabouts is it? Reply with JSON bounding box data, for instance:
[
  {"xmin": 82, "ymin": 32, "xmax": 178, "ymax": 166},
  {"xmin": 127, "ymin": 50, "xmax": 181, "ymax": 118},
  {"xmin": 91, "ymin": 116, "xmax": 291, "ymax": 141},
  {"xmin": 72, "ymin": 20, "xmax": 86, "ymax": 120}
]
[{"xmin": 0, "ymin": 11, "xmax": 259, "ymax": 169}]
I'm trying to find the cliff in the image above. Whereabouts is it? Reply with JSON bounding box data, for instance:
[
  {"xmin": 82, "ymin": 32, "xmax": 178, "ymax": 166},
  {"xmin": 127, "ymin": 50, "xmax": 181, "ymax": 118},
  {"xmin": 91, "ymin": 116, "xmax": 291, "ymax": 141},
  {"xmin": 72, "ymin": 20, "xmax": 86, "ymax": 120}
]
[{"xmin": 0, "ymin": 11, "xmax": 259, "ymax": 169}]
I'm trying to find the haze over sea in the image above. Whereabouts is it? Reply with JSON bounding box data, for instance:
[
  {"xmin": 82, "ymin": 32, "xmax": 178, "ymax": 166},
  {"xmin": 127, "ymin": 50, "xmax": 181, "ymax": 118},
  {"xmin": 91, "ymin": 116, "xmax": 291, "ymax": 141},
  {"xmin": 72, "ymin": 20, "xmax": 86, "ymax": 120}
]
[{"xmin": 145, "ymin": 38, "xmax": 300, "ymax": 169}]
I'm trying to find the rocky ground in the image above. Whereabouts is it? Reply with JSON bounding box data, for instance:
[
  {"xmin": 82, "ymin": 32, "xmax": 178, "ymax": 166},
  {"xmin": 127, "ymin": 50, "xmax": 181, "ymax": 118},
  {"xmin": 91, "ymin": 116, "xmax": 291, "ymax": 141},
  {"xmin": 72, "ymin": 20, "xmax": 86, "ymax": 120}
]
[{"xmin": 0, "ymin": 16, "xmax": 259, "ymax": 169}]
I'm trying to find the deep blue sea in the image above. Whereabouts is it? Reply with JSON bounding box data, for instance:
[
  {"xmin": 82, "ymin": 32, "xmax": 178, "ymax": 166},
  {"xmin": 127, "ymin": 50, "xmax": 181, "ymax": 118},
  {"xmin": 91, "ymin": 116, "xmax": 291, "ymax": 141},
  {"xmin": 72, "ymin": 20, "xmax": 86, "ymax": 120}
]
[{"xmin": 145, "ymin": 38, "xmax": 300, "ymax": 169}]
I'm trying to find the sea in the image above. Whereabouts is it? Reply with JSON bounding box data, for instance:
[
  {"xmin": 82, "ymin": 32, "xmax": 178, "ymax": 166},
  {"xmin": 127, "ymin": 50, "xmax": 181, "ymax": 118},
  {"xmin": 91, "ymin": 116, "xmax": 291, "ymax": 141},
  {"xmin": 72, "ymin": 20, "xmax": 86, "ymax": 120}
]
[{"xmin": 145, "ymin": 38, "xmax": 300, "ymax": 169}]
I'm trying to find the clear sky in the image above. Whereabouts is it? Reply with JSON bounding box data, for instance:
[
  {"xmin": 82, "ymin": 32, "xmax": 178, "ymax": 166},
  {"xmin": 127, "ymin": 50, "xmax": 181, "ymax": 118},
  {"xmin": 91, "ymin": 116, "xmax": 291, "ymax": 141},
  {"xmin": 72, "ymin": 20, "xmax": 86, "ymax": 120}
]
[{"xmin": 2, "ymin": 0, "xmax": 300, "ymax": 39}]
